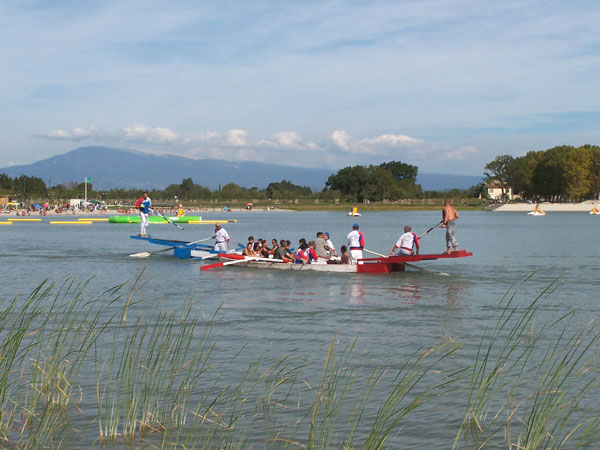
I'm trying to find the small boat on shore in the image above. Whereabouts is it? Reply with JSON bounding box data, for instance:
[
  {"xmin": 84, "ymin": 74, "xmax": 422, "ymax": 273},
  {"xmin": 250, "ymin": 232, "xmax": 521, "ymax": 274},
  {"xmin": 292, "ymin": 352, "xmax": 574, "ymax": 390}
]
[{"xmin": 204, "ymin": 250, "xmax": 473, "ymax": 274}]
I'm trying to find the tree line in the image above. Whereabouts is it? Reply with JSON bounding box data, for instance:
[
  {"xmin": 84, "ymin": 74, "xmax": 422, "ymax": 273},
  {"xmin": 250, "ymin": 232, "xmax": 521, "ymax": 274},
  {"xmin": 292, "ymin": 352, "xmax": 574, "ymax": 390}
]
[
  {"xmin": 484, "ymin": 145, "xmax": 600, "ymax": 202},
  {"xmin": 1, "ymin": 159, "xmax": 482, "ymax": 204}
]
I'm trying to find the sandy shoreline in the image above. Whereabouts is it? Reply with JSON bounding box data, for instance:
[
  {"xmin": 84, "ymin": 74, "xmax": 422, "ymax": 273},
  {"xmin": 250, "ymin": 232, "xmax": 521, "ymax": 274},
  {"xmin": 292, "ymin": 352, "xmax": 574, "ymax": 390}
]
[{"xmin": 493, "ymin": 200, "xmax": 599, "ymax": 212}]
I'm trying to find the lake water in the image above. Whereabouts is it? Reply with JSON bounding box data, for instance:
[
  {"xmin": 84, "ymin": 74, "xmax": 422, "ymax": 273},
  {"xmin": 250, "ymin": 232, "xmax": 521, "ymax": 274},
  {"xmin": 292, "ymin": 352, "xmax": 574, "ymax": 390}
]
[{"xmin": 1, "ymin": 210, "xmax": 599, "ymax": 448}]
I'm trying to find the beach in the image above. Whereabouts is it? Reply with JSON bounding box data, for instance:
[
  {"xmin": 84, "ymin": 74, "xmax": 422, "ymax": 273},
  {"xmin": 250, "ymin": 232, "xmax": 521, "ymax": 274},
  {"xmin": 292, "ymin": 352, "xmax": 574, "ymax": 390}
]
[{"xmin": 493, "ymin": 200, "xmax": 599, "ymax": 212}]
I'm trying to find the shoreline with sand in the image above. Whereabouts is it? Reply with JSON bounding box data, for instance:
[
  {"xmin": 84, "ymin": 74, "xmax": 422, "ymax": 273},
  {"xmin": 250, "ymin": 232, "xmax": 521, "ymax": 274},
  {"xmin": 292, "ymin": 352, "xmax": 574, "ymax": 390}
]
[{"xmin": 492, "ymin": 200, "xmax": 599, "ymax": 212}]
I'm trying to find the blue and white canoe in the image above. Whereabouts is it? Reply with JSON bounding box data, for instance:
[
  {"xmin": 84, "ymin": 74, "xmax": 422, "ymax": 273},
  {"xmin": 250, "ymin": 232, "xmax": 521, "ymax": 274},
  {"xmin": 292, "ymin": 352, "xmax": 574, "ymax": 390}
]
[{"xmin": 129, "ymin": 235, "xmax": 240, "ymax": 260}]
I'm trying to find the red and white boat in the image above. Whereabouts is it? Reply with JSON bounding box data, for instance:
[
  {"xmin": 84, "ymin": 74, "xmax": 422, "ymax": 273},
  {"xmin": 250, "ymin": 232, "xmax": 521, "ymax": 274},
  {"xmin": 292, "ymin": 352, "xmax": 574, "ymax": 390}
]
[{"xmin": 202, "ymin": 250, "xmax": 473, "ymax": 274}]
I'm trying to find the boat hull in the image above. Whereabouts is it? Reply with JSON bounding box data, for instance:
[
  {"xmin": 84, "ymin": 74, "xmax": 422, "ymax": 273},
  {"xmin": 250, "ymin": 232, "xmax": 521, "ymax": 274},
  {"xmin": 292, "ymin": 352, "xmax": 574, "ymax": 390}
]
[{"xmin": 216, "ymin": 250, "xmax": 473, "ymax": 274}]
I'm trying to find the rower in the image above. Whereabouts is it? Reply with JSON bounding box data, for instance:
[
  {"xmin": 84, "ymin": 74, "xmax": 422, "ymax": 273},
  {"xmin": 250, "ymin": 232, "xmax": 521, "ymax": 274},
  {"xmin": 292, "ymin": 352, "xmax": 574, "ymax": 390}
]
[{"xmin": 390, "ymin": 226, "xmax": 419, "ymax": 256}]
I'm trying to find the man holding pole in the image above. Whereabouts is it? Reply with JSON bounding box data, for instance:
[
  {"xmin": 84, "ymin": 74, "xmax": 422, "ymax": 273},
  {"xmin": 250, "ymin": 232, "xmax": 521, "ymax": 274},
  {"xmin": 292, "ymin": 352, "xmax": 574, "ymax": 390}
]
[
  {"xmin": 212, "ymin": 223, "xmax": 230, "ymax": 253},
  {"xmin": 441, "ymin": 197, "xmax": 459, "ymax": 254},
  {"xmin": 135, "ymin": 191, "xmax": 151, "ymax": 237}
]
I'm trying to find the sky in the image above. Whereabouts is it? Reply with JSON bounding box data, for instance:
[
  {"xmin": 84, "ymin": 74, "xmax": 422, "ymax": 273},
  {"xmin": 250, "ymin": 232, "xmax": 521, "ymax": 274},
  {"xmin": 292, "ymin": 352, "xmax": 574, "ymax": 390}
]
[{"xmin": 1, "ymin": 0, "xmax": 599, "ymax": 176}]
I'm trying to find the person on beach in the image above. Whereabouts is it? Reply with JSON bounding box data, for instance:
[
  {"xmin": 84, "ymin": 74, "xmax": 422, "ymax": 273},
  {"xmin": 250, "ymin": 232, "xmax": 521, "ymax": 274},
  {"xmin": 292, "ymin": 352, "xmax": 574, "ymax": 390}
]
[
  {"xmin": 441, "ymin": 198, "xmax": 459, "ymax": 254},
  {"xmin": 135, "ymin": 191, "xmax": 151, "ymax": 237},
  {"xmin": 347, "ymin": 223, "xmax": 365, "ymax": 263},
  {"xmin": 212, "ymin": 223, "xmax": 230, "ymax": 253},
  {"xmin": 389, "ymin": 226, "xmax": 420, "ymax": 256}
]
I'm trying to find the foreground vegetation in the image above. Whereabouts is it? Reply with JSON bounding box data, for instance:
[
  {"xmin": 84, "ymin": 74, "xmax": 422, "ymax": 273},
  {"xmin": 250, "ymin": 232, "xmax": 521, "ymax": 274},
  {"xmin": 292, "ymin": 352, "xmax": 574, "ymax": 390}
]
[{"xmin": 1, "ymin": 274, "xmax": 599, "ymax": 448}]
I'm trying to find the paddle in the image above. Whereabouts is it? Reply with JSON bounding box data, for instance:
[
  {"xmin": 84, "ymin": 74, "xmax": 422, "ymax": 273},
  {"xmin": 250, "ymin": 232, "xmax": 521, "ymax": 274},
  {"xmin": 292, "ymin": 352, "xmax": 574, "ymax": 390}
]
[
  {"xmin": 362, "ymin": 248, "xmax": 450, "ymax": 276},
  {"xmin": 201, "ymin": 256, "xmax": 285, "ymax": 271},
  {"xmin": 418, "ymin": 220, "xmax": 443, "ymax": 239},
  {"xmin": 130, "ymin": 237, "xmax": 213, "ymax": 258},
  {"xmin": 150, "ymin": 208, "xmax": 185, "ymax": 230}
]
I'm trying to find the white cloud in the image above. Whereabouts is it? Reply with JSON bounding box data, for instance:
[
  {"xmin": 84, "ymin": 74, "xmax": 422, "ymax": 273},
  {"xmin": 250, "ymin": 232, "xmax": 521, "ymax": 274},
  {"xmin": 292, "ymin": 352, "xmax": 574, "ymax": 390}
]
[
  {"xmin": 122, "ymin": 124, "xmax": 178, "ymax": 143},
  {"xmin": 36, "ymin": 125, "xmax": 100, "ymax": 140},
  {"xmin": 226, "ymin": 129, "xmax": 248, "ymax": 146},
  {"xmin": 331, "ymin": 130, "xmax": 424, "ymax": 155},
  {"xmin": 441, "ymin": 146, "xmax": 478, "ymax": 161}
]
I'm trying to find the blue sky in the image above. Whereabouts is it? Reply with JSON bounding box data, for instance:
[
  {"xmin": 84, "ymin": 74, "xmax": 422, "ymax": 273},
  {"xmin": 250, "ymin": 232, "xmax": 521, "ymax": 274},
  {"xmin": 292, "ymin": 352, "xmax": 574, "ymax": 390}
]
[{"xmin": 1, "ymin": 0, "xmax": 599, "ymax": 175}]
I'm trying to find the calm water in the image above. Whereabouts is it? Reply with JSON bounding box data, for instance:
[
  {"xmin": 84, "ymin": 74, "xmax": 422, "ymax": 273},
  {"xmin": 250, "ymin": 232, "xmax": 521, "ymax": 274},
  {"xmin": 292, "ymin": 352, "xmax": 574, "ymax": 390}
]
[{"xmin": 1, "ymin": 210, "xmax": 599, "ymax": 448}]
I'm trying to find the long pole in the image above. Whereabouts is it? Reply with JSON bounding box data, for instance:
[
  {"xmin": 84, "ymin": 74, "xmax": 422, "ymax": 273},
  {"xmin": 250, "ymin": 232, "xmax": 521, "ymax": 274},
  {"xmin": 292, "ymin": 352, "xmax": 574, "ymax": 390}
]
[{"xmin": 84, "ymin": 177, "xmax": 87, "ymax": 204}]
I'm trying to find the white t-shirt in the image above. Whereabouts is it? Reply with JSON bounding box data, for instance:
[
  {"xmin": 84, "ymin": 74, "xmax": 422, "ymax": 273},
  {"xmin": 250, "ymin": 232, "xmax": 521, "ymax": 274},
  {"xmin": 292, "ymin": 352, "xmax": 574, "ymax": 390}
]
[
  {"xmin": 214, "ymin": 228, "xmax": 230, "ymax": 243},
  {"xmin": 395, "ymin": 232, "xmax": 415, "ymax": 252}
]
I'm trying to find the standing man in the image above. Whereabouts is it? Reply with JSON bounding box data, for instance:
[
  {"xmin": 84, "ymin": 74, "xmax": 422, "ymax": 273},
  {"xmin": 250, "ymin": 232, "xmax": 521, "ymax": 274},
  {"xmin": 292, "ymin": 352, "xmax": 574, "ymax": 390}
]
[
  {"xmin": 135, "ymin": 191, "xmax": 151, "ymax": 237},
  {"xmin": 389, "ymin": 226, "xmax": 420, "ymax": 256},
  {"xmin": 441, "ymin": 197, "xmax": 459, "ymax": 254},
  {"xmin": 347, "ymin": 223, "xmax": 365, "ymax": 264},
  {"xmin": 213, "ymin": 223, "xmax": 230, "ymax": 253}
]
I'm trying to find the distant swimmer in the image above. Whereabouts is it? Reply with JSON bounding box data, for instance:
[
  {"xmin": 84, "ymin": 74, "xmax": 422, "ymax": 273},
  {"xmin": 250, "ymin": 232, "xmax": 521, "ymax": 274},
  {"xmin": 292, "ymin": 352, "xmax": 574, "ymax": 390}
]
[
  {"xmin": 135, "ymin": 191, "xmax": 151, "ymax": 237},
  {"xmin": 441, "ymin": 198, "xmax": 459, "ymax": 254}
]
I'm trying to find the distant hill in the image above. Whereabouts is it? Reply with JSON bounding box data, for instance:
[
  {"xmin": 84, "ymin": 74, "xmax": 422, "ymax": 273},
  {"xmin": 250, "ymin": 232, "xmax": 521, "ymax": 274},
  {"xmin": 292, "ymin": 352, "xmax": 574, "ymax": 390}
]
[{"xmin": 0, "ymin": 146, "xmax": 482, "ymax": 191}]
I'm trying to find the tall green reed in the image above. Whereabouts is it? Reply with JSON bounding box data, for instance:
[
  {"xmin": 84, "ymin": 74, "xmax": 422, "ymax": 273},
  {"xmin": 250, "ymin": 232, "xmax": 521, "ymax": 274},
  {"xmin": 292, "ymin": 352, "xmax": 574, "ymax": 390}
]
[{"xmin": 453, "ymin": 273, "xmax": 600, "ymax": 449}]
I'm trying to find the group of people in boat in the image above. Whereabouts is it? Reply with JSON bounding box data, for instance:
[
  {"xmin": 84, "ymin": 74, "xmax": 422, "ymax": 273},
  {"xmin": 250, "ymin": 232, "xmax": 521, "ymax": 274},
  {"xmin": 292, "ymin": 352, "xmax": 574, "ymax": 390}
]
[
  {"xmin": 212, "ymin": 197, "xmax": 461, "ymax": 263},
  {"xmin": 240, "ymin": 233, "xmax": 352, "ymax": 264}
]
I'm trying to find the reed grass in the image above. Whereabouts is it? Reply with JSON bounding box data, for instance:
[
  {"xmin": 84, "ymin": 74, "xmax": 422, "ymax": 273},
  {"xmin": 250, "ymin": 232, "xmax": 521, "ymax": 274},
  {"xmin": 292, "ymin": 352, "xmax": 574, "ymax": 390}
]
[{"xmin": 0, "ymin": 273, "xmax": 598, "ymax": 448}]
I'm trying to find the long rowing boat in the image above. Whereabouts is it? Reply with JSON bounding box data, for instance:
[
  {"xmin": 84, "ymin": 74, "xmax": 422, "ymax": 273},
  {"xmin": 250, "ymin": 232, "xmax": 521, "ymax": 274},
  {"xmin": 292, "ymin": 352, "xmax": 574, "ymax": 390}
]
[{"xmin": 212, "ymin": 250, "xmax": 473, "ymax": 274}]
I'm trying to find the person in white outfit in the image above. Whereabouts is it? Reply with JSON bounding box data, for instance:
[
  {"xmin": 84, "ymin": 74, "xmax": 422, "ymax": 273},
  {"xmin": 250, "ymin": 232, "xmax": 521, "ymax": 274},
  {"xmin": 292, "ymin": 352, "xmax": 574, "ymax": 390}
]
[
  {"xmin": 213, "ymin": 223, "xmax": 230, "ymax": 252},
  {"xmin": 389, "ymin": 226, "xmax": 420, "ymax": 256},
  {"xmin": 347, "ymin": 223, "xmax": 365, "ymax": 264}
]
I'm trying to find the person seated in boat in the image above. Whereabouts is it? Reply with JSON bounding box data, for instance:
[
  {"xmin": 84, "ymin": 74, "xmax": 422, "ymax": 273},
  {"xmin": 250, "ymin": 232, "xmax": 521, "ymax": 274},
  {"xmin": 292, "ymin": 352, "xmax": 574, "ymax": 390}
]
[
  {"xmin": 176, "ymin": 203, "xmax": 185, "ymax": 217},
  {"xmin": 307, "ymin": 241, "xmax": 326, "ymax": 264},
  {"xmin": 339, "ymin": 245, "xmax": 351, "ymax": 264},
  {"xmin": 247, "ymin": 236, "xmax": 255, "ymax": 248},
  {"xmin": 252, "ymin": 242, "xmax": 263, "ymax": 257},
  {"xmin": 314, "ymin": 232, "xmax": 329, "ymax": 259},
  {"xmin": 390, "ymin": 225, "xmax": 420, "ymax": 256},
  {"xmin": 269, "ymin": 239, "xmax": 279, "ymax": 255},
  {"xmin": 592, "ymin": 206, "xmax": 599, "ymax": 214},
  {"xmin": 273, "ymin": 239, "xmax": 286, "ymax": 260},
  {"xmin": 293, "ymin": 243, "xmax": 309, "ymax": 264},
  {"xmin": 324, "ymin": 232, "xmax": 337, "ymax": 257},
  {"xmin": 259, "ymin": 240, "xmax": 271, "ymax": 258},
  {"xmin": 242, "ymin": 242, "xmax": 254, "ymax": 257},
  {"xmin": 281, "ymin": 240, "xmax": 294, "ymax": 262}
]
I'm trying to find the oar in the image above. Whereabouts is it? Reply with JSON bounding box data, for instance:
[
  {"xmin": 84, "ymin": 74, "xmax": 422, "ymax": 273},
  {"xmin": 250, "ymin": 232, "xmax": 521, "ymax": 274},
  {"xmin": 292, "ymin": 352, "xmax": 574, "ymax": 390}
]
[
  {"xmin": 201, "ymin": 256, "xmax": 285, "ymax": 271},
  {"xmin": 418, "ymin": 220, "xmax": 443, "ymax": 239},
  {"xmin": 130, "ymin": 237, "xmax": 213, "ymax": 258},
  {"xmin": 363, "ymin": 248, "xmax": 450, "ymax": 276},
  {"xmin": 150, "ymin": 208, "xmax": 185, "ymax": 230}
]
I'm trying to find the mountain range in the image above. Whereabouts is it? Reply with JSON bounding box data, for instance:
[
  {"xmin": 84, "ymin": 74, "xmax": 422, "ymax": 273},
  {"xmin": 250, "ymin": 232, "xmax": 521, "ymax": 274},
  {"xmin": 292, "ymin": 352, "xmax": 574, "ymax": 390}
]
[{"xmin": 0, "ymin": 146, "xmax": 482, "ymax": 191}]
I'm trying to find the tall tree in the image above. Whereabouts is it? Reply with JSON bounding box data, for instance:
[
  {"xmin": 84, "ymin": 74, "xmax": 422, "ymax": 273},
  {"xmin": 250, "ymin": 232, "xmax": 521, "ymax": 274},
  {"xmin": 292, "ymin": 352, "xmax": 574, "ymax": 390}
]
[{"xmin": 484, "ymin": 154, "xmax": 514, "ymax": 198}]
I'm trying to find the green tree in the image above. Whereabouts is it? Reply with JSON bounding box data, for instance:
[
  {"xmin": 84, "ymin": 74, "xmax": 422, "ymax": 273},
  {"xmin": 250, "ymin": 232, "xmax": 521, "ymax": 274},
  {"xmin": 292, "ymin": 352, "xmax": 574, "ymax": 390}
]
[{"xmin": 484, "ymin": 154, "xmax": 514, "ymax": 198}]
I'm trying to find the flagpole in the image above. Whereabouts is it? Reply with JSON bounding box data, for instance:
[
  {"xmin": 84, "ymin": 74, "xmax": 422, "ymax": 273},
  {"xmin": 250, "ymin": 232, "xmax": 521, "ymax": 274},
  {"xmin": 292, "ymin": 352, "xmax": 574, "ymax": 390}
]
[{"xmin": 84, "ymin": 177, "xmax": 87, "ymax": 204}]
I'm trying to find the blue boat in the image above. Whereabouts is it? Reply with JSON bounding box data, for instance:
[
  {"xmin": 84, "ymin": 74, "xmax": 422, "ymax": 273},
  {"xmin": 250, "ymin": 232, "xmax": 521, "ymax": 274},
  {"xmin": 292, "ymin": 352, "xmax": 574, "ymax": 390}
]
[{"xmin": 129, "ymin": 235, "xmax": 239, "ymax": 259}]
